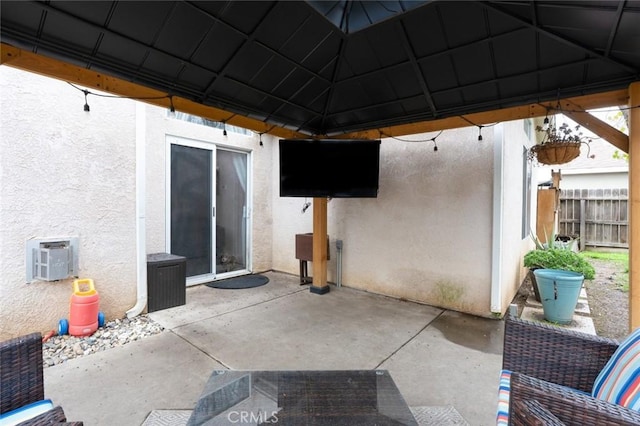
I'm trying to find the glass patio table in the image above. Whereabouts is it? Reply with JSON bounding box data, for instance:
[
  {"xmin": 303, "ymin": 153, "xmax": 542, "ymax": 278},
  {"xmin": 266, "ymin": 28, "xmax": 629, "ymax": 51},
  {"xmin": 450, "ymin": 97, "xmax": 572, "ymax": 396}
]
[{"xmin": 186, "ymin": 369, "xmax": 418, "ymax": 425}]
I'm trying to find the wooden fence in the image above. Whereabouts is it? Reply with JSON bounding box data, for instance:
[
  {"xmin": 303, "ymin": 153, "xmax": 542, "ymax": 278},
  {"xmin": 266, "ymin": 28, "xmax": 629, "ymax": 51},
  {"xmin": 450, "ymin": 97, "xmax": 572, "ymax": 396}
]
[{"xmin": 558, "ymin": 188, "xmax": 628, "ymax": 249}]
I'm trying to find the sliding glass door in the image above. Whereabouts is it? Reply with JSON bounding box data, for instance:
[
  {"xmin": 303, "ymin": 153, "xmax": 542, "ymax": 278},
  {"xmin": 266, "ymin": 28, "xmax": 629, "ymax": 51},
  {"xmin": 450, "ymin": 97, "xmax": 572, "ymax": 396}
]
[
  {"xmin": 167, "ymin": 137, "xmax": 249, "ymax": 285},
  {"xmin": 215, "ymin": 149, "xmax": 248, "ymax": 275}
]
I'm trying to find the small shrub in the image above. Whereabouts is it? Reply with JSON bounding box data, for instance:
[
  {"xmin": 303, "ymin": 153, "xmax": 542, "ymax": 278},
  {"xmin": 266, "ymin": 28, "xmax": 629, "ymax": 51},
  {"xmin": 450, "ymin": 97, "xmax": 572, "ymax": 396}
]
[{"xmin": 524, "ymin": 248, "xmax": 595, "ymax": 280}]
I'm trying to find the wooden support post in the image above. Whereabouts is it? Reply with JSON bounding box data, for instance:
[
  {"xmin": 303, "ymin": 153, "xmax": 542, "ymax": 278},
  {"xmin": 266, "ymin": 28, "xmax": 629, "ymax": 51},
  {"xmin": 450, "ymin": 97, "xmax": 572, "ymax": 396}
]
[
  {"xmin": 629, "ymin": 81, "xmax": 640, "ymax": 331},
  {"xmin": 580, "ymin": 199, "xmax": 586, "ymax": 252},
  {"xmin": 310, "ymin": 197, "xmax": 329, "ymax": 294}
]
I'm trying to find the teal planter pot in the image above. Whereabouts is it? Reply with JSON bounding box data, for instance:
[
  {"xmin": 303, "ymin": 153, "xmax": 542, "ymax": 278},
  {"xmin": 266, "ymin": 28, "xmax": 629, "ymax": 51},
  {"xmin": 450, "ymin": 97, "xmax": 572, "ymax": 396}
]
[{"xmin": 533, "ymin": 269, "xmax": 585, "ymax": 324}]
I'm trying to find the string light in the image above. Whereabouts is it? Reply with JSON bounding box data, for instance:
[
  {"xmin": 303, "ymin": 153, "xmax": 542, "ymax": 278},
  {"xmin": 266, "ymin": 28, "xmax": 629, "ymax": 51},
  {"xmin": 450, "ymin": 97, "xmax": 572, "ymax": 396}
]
[
  {"xmin": 379, "ymin": 129, "xmax": 442, "ymax": 153},
  {"xmin": 542, "ymin": 110, "xmax": 550, "ymax": 130},
  {"xmin": 83, "ymin": 90, "xmax": 90, "ymax": 112},
  {"xmin": 429, "ymin": 130, "xmax": 441, "ymax": 152},
  {"xmin": 65, "ymin": 83, "xmax": 640, "ymax": 139}
]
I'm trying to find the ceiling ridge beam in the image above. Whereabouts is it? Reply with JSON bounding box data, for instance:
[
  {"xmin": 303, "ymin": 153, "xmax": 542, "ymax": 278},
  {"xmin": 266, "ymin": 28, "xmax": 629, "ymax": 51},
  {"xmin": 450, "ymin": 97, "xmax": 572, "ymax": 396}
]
[
  {"xmin": 316, "ymin": 37, "xmax": 348, "ymax": 135},
  {"xmin": 482, "ymin": 5, "xmax": 503, "ymax": 110},
  {"xmin": 335, "ymin": 26, "xmax": 528, "ymax": 86},
  {"xmin": 222, "ymin": 75, "xmax": 322, "ymax": 119},
  {"xmin": 435, "ymin": 3, "xmax": 465, "ymax": 104},
  {"xmin": 604, "ymin": 1, "xmax": 625, "ymax": 57},
  {"xmin": 186, "ymin": 1, "xmax": 333, "ymax": 85},
  {"xmin": 198, "ymin": 2, "xmax": 279, "ymax": 103},
  {"xmin": 396, "ymin": 21, "xmax": 438, "ymax": 116}
]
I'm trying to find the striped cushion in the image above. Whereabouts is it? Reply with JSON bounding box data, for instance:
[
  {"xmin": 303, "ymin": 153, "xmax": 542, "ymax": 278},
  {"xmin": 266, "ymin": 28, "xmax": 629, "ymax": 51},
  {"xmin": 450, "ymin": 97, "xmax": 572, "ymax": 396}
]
[
  {"xmin": 592, "ymin": 327, "xmax": 640, "ymax": 409},
  {"xmin": 0, "ymin": 399, "xmax": 53, "ymax": 426},
  {"xmin": 496, "ymin": 370, "xmax": 511, "ymax": 425}
]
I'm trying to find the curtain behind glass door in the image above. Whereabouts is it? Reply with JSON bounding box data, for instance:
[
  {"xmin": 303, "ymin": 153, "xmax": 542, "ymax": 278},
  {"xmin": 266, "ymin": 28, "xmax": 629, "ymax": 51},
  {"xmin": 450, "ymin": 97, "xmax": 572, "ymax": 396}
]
[{"xmin": 216, "ymin": 150, "xmax": 247, "ymax": 274}]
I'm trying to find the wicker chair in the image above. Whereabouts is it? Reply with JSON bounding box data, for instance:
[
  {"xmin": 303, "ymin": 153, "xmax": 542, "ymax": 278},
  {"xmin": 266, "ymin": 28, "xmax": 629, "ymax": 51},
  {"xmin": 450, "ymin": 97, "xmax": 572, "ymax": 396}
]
[
  {"xmin": 1, "ymin": 332, "xmax": 83, "ymax": 425},
  {"xmin": 503, "ymin": 315, "xmax": 640, "ymax": 425}
]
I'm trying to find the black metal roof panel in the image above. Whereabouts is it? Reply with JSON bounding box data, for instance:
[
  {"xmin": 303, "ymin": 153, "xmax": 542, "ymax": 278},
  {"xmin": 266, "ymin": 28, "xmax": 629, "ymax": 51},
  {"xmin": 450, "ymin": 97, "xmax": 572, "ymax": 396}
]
[{"xmin": 1, "ymin": 1, "xmax": 639, "ymax": 136}]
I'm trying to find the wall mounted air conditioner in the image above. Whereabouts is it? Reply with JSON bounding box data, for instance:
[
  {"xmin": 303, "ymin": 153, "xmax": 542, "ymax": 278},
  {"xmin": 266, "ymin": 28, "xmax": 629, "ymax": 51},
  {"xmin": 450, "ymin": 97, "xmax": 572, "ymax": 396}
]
[{"xmin": 26, "ymin": 237, "xmax": 79, "ymax": 282}]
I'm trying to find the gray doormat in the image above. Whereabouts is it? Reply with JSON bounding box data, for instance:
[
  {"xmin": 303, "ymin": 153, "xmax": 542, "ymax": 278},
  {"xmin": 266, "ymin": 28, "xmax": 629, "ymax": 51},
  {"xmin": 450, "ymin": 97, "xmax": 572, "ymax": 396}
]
[
  {"xmin": 410, "ymin": 405, "xmax": 470, "ymax": 425},
  {"xmin": 205, "ymin": 274, "xmax": 269, "ymax": 289},
  {"xmin": 141, "ymin": 410, "xmax": 190, "ymax": 426},
  {"xmin": 141, "ymin": 406, "xmax": 468, "ymax": 426}
]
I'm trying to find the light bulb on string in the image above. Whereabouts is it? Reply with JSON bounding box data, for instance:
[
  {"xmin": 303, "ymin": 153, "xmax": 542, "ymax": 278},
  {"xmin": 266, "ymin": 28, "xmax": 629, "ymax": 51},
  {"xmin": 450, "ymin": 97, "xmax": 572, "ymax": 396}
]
[
  {"xmin": 169, "ymin": 96, "xmax": 175, "ymax": 116},
  {"xmin": 83, "ymin": 90, "xmax": 90, "ymax": 112},
  {"xmin": 542, "ymin": 112, "xmax": 550, "ymax": 130}
]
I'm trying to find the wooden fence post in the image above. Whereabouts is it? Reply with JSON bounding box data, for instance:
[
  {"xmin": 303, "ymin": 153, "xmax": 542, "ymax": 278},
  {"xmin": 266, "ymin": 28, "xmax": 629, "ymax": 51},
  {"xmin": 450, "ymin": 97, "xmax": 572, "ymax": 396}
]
[{"xmin": 580, "ymin": 199, "xmax": 586, "ymax": 251}]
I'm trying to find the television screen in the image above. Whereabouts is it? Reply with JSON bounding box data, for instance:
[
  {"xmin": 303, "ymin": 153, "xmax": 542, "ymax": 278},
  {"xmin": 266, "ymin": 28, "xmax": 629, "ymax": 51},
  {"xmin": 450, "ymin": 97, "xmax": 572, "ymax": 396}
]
[{"xmin": 279, "ymin": 139, "xmax": 381, "ymax": 198}]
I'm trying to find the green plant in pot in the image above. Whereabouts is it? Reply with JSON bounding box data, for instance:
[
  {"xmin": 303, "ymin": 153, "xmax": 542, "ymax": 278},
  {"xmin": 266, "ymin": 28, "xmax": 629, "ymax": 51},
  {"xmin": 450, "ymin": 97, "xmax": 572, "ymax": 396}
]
[
  {"xmin": 524, "ymin": 229, "xmax": 584, "ymax": 300},
  {"xmin": 523, "ymin": 242, "xmax": 595, "ymax": 324},
  {"xmin": 523, "ymin": 248, "xmax": 595, "ymax": 280}
]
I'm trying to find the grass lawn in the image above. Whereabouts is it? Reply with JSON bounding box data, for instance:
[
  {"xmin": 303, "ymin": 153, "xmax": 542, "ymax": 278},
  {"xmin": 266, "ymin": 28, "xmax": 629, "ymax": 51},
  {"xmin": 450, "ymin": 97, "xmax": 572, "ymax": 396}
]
[{"xmin": 582, "ymin": 250, "xmax": 629, "ymax": 291}]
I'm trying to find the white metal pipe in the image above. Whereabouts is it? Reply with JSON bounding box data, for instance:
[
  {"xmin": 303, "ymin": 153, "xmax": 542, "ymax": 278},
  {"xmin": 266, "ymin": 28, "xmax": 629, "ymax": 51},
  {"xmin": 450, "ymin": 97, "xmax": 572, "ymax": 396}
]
[
  {"xmin": 336, "ymin": 239, "xmax": 343, "ymax": 287},
  {"xmin": 127, "ymin": 102, "xmax": 148, "ymax": 318},
  {"xmin": 490, "ymin": 123, "xmax": 505, "ymax": 313}
]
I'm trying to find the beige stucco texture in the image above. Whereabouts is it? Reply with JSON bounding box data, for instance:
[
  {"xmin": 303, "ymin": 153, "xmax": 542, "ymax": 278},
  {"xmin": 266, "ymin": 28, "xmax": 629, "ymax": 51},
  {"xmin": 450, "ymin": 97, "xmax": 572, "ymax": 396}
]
[
  {"xmin": 1, "ymin": 67, "xmax": 137, "ymax": 339},
  {"xmin": 1, "ymin": 66, "xmax": 534, "ymax": 338}
]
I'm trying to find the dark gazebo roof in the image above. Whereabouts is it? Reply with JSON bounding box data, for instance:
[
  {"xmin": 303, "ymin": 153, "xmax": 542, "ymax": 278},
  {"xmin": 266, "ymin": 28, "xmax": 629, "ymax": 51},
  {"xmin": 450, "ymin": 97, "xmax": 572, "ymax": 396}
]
[{"xmin": 1, "ymin": 1, "xmax": 639, "ymax": 136}]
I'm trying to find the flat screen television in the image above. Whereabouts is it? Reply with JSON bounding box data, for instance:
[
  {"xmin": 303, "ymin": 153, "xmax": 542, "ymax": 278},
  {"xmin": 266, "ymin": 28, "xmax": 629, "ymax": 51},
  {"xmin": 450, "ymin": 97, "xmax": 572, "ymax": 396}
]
[{"xmin": 279, "ymin": 139, "xmax": 381, "ymax": 198}]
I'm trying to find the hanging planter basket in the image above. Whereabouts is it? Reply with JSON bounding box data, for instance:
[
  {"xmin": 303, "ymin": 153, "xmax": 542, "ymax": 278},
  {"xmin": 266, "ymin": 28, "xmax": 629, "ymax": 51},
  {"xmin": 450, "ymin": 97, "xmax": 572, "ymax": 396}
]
[
  {"xmin": 530, "ymin": 120, "xmax": 591, "ymax": 165},
  {"xmin": 529, "ymin": 141, "xmax": 581, "ymax": 165}
]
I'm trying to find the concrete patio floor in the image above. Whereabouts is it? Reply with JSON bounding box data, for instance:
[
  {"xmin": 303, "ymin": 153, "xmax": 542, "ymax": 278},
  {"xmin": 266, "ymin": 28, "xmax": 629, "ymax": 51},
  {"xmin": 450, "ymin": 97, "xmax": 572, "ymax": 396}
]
[{"xmin": 43, "ymin": 271, "xmax": 505, "ymax": 425}]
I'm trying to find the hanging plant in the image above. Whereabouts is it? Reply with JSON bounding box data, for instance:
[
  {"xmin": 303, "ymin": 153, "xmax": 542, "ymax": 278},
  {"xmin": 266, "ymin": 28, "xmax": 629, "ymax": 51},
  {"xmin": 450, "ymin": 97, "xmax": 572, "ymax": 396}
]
[{"xmin": 529, "ymin": 121, "xmax": 591, "ymax": 165}]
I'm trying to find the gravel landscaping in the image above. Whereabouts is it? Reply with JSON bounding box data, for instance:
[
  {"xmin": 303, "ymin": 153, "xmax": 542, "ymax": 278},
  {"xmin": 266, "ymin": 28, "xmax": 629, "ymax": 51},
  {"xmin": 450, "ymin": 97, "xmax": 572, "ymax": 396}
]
[{"xmin": 42, "ymin": 314, "xmax": 164, "ymax": 367}]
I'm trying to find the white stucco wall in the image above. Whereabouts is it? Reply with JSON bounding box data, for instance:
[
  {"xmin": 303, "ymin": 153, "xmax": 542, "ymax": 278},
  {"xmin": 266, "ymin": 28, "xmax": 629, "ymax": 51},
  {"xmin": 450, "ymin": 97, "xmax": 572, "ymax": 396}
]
[
  {"xmin": 0, "ymin": 67, "xmax": 272, "ymax": 339},
  {"xmin": 271, "ymin": 122, "xmax": 535, "ymax": 317},
  {"xmin": 496, "ymin": 122, "xmax": 536, "ymax": 314},
  {"xmin": 272, "ymin": 127, "xmax": 505, "ymax": 317},
  {"xmin": 0, "ymin": 67, "xmax": 137, "ymax": 340},
  {"xmin": 1, "ymin": 65, "xmax": 534, "ymax": 337}
]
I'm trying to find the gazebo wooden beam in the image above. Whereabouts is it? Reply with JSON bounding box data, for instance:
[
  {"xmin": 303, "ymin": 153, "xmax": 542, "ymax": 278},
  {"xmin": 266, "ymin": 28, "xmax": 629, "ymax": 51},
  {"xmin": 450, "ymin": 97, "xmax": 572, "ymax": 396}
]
[
  {"xmin": 339, "ymin": 91, "xmax": 630, "ymax": 140},
  {"xmin": 1, "ymin": 43, "xmax": 630, "ymax": 141},
  {"xmin": 563, "ymin": 100, "xmax": 629, "ymax": 153},
  {"xmin": 0, "ymin": 43, "xmax": 306, "ymax": 140},
  {"xmin": 630, "ymin": 81, "xmax": 640, "ymax": 331}
]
